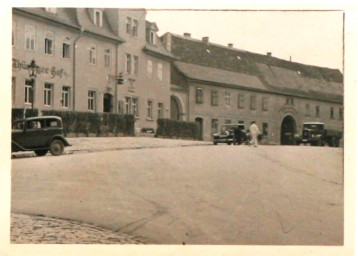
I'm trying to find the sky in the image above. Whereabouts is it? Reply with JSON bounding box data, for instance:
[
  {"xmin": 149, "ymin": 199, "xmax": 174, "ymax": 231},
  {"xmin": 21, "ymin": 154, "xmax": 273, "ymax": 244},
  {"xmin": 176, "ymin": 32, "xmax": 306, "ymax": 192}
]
[{"xmin": 146, "ymin": 10, "xmax": 344, "ymax": 71}]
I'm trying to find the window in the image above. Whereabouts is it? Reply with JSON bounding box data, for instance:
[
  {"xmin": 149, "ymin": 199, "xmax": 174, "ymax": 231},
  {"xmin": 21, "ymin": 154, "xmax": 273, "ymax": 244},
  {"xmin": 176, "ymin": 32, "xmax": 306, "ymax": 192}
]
[
  {"xmin": 262, "ymin": 123, "xmax": 268, "ymax": 136},
  {"xmin": 133, "ymin": 56, "xmax": 139, "ymax": 76},
  {"xmin": 339, "ymin": 108, "xmax": 343, "ymax": 120},
  {"xmin": 196, "ymin": 87, "xmax": 203, "ymax": 104},
  {"xmin": 305, "ymin": 104, "xmax": 311, "ymax": 117},
  {"xmin": 104, "ymin": 49, "xmax": 111, "ymax": 68},
  {"xmin": 225, "ymin": 119, "xmax": 231, "ymax": 124},
  {"xmin": 250, "ymin": 95, "xmax": 257, "ymax": 110},
  {"xmin": 126, "ymin": 17, "xmax": 132, "ymax": 34},
  {"xmin": 94, "ymin": 9, "xmax": 102, "ymax": 27},
  {"xmin": 25, "ymin": 25, "xmax": 35, "ymax": 51},
  {"xmin": 25, "ymin": 80, "xmax": 33, "ymax": 104},
  {"xmin": 88, "ymin": 91, "xmax": 96, "ymax": 111},
  {"xmin": 238, "ymin": 94, "xmax": 245, "ymax": 109},
  {"xmin": 224, "ymin": 91, "xmax": 231, "ymax": 106},
  {"xmin": 132, "ymin": 19, "xmax": 138, "ymax": 36},
  {"xmin": 12, "ymin": 77, "xmax": 16, "ymax": 103},
  {"xmin": 157, "ymin": 62, "xmax": 163, "ymax": 80},
  {"xmin": 157, "ymin": 103, "xmax": 164, "ymax": 119},
  {"xmin": 126, "ymin": 54, "xmax": 132, "ymax": 74},
  {"xmin": 315, "ymin": 105, "xmax": 320, "ymax": 117},
  {"xmin": 45, "ymin": 8, "xmax": 57, "ymax": 14},
  {"xmin": 147, "ymin": 100, "xmax": 153, "ymax": 119},
  {"xmin": 45, "ymin": 31, "xmax": 54, "ymax": 55},
  {"xmin": 262, "ymin": 97, "xmax": 268, "ymax": 111},
  {"xmin": 12, "ymin": 21, "xmax": 16, "ymax": 47},
  {"xmin": 286, "ymin": 97, "xmax": 294, "ymax": 105},
  {"xmin": 125, "ymin": 97, "xmax": 131, "ymax": 114},
  {"xmin": 211, "ymin": 119, "xmax": 218, "ymax": 133},
  {"xmin": 211, "ymin": 90, "xmax": 218, "ymax": 106},
  {"xmin": 89, "ymin": 45, "xmax": 97, "ymax": 65},
  {"xmin": 147, "ymin": 60, "xmax": 153, "ymax": 77},
  {"xmin": 44, "ymin": 83, "xmax": 53, "ymax": 106},
  {"xmin": 61, "ymin": 86, "xmax": 70, "ymax": 108},
  {"xmin": 63, "ymin": 42, "xmax": 70, "ymax": 59},
  {"xmin": 150, "ymin": 31, "xmax": 156, "ymax": 45},
  {"xmin": 132, "ymin": 98, "xmax": 139, "ymax": 117},
  {"xmin": 330, "ymin": 107, "xmax": 335, "ymax": 119}
]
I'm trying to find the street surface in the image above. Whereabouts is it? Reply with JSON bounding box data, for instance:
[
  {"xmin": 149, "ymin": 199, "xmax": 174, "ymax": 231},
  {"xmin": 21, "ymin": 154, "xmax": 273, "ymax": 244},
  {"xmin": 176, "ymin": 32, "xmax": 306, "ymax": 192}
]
[{"xmin": 11, "ymin": 143, "xmax": 343, "ymax": 245}]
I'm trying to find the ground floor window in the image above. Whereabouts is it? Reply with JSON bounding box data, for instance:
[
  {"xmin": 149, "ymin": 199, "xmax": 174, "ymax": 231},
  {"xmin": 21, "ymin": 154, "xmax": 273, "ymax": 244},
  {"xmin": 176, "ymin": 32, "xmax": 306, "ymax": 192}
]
[
  {"xmin": 44, "ymin": 83, "xmax": 53, "ymax": 106},
  {"xmin": 157, "ymin": 102, "xmax": 164, "ymax": 119},
  {"xmin": 125, "ymin": 96, "xmax": 139, "ymax": 117},
  {"xmin": 225, "ymin": 119, "xmax": 231, "ymax": 124},
  {"xmin": 24, "ymin": 80, "xmax": 33, "ymax": 104},
  {"xmin": 262, "ymin": 122, "xmax": 268, "ymax": 136},
  {"xmin": 339, "ymin": 108, "xmax": 343, "ymax": 120},
  {"xmin": 147, "ymin": 100, "xmax": 153, "ymax": 119},
  {"xmin": 211, "ymin": 118, "xmax": 218, "ymax": 133},
  {"xmin": 88, "ymin": 90, "xmax": 96, "ymax": 111},
  {"xmin": 62, "ymin": 86, "xmax": 70, "ymax": 108}
]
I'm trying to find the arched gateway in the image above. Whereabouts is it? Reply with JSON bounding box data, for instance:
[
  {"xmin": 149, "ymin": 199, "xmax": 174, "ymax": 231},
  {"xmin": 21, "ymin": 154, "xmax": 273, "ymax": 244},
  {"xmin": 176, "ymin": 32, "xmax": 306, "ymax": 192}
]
[{"xmin": 280, "ymin": 115, "xmax": 297, "ymax": 145}]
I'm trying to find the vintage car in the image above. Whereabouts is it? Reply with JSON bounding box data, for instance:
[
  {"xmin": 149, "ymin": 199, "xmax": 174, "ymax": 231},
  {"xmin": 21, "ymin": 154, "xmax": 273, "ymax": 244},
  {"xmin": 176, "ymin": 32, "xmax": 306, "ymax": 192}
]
[
  {"xmin": 298, "ymin": 122, "xmax": 342, "ymax": 147},
  {"xmin": 12, "ymin": 116, "xmax": 71, "ymax": 156},
  {"xmin": 213, "ymin": 124, "xmax": 246, "ymax": 145}
]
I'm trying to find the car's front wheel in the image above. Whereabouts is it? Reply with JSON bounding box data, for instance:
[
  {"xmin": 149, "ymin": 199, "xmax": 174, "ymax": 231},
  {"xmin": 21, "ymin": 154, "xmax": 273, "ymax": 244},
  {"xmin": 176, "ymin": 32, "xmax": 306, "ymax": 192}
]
[
  {"xmin": 50, "ymin": 139, "xmax": 65, "ymax": 156},
  {"xmin": 34, "ymin": 149, "xmax": 48, "ymax": 156}
]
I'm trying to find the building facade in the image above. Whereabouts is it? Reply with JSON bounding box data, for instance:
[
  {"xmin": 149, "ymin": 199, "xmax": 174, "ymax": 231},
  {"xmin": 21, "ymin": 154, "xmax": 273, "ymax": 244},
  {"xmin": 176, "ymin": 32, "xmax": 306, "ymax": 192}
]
[
  {"xmin": 162, "ymin": 33, "xmax": 343, "ymax": 144},
  {"xmin": 12, "ymin": 8, "xmax": 174, "ymax": 133}
]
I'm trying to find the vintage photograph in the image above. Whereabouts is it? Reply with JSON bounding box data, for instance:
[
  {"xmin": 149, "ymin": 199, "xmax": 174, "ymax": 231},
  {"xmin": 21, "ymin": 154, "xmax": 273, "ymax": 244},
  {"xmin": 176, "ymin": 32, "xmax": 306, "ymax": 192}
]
[{"xmin": 9, "ymin": 6, "xmax": 346, "ymax": 249}]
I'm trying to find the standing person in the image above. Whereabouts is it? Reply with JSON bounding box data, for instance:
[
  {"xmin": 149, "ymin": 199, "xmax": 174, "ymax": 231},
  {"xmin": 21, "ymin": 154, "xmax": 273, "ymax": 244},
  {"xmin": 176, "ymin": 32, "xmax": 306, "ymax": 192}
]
[{"xmin": 249, "ymin": 121, "xmax": 260, "ymax": 147}]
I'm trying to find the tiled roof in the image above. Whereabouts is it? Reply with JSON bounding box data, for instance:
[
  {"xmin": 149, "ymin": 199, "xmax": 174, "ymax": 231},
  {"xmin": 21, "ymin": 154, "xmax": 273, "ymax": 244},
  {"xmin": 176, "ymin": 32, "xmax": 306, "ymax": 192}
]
[
  {"xmin": 174, "ymin": 61, "xmax": 267, "ymax": 91},
  {"xmin": 143, "ymin": 44, "xmax": 176, "ymax": 60},
  {"xmin": 168, "ymin": 33, "xmax": 343, "ymax": 102}
]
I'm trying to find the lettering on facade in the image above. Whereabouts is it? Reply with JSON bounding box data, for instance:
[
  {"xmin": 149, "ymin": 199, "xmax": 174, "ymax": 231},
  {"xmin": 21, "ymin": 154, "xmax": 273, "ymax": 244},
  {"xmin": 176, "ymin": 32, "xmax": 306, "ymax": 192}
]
[{"xmin": 12, "ymin": 59, "xmax": 70, "ymax": 79}]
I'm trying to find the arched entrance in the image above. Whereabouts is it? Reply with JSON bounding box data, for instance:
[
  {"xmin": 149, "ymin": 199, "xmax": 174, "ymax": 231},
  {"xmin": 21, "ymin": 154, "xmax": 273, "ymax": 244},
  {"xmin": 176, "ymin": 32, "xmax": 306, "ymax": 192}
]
[
  {"xmin": 170, "ymin": 96, "xmax": 182, "ymax": 120},
  {"xmin": 103, "ymin": 93, "xmax": 113, "ymax": 113},
  {"xmin": 280, "ymin": 115, "xmax": 297, "ymax": 145},
  {"xmin": 195, "ymin": 117, "xmax": 203, "ymax": 140}
]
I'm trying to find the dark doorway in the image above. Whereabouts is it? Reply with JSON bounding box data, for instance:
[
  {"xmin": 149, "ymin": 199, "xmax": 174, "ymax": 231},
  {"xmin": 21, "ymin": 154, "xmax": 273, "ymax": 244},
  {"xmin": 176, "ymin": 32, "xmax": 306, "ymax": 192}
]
[
  {"xmin": 281, "ymin": 115, "xmax": 296, "ymax": 145},
  {"xmin": 170, "ymin": 96, "xmax": 180, "ymax": 120},
  {"xmin": 103, "ymin": 93, "xmax": 113, "ymax": 113},
  {"xmin": 195, "ymin": 117, "xmax": 203, "ymax": 140}
]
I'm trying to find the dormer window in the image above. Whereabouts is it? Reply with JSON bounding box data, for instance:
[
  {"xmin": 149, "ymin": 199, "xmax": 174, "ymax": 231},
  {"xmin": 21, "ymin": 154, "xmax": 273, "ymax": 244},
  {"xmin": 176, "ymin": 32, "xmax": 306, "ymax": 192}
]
[
  {"xmin": 297, "ymin": 70, "xmax": 302, "ymax": 75},
  {"xmin": 237, "ymin": 56, "xmax": 241, "ymax": 60},
  {"xmin": 150, "ymin": 31, "xmax": 156, "ymax": 45},
  {"xmin": 45, "ymin": 8, "xmax": 57, "ymax": 14},
  {"xmin": 206, "ymin": 49, "xmax": 211, "ymax": 54},
  {"xmin": 126, "ymin": 17, "xmax": 132, "ymax": 34},
  {"xmin": 94, "ymin": 9, "xmax": 102, "ymax": 27}
]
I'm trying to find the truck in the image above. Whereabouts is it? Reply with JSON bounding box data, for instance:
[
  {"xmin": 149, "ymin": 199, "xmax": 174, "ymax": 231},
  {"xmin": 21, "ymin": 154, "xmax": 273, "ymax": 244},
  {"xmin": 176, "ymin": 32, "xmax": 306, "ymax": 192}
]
[{"xmin": 297, "ymin": 122, "xmax": 342, "ymax": 147}]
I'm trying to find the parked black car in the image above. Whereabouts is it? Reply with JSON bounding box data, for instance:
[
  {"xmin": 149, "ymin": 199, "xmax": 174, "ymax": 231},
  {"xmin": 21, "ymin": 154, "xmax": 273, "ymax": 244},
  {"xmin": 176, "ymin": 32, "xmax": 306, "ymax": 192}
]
[
  {"xmin": 297, "ymin": 122, "xmax": 342, "ymax": 147},
  {"xmin": 12, "ymin": 116, "xmax": 71, "ymax": 156},
  {"xmin": 213, "ymin": 124, "xmax": 246, "ymax": 145}
]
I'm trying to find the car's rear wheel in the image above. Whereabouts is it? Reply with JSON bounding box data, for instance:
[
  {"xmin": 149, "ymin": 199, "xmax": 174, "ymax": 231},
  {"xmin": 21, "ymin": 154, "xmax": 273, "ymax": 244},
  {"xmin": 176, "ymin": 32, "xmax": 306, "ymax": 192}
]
[
  {"xmin": 213, "ymin": 142, "xmax": 218, "ymax": 145},
  {"xmin": 34, "ymin": 149, "xmax": 48, "ymax": 156},
  {"xmin": 50, "ymin": 139, "xmax": 65, "ymax": 156}
]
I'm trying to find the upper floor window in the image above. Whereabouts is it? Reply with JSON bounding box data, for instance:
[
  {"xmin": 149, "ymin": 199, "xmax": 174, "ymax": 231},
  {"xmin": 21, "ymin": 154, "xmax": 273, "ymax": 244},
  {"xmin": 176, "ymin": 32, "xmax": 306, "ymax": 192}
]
[
  {"xmin": 126, "ymin": 17, "xmax": 132, "ymax": 34},
  {"xmin": 45, "ymin": 8, "xmax": 57, "ymax": 14},
  {"xmin": 196, "ymin": 87, "xmax": 204, "ymax": 104},
  {"xmin": 132, "ymin": 19, "xmax": 138, "ymax": 36},
  {"xmin": 262, "ymin": 97, "xmax": 269, "ymax": 111},
  {"xmin": 286, "ymin": 97, "xmax": 294, "ymax": 105},
  {"xmin": 305, "ymin": 104, "xmax": 311, "ymax": 116},
  {"xmin": 157, "ymin": 62, "xmax": 163, "ymax": 80},
  {"xmin": 104, "ymin": 49, "xmax": 111, "ymax": 68},
  {"xmin": 330, "ymin": 107, "xmax": 335, "ymax": 119},
  {"xmin": 12, "ymin": 21, "xmax": 16, "ymax": 47},
  {"xmin": 238, "ymin": 94, "xmax": 245, "ymax": 109},
  {"xmin": 94, "ymin": 9, "xmax": 102, "ymax": 27},
  {"xmin": 89, "ymin": 44, "xmax": 97, "ymax": 65},
  {"xmin": 63, "ymin": 40, "xmax": 70, "ymax": 59},
  {"xmin": 133, "ymin": 56, "xmax": 139, "ymax": 76},
  {"xmin": 250, "ymin": 95, "xmax": 257, "ymax": 110},
  {"xmin": 147, "ymin": 60, "xmax": 153, "ymax": 77},
  {"xmin": 211, "ymin": 90, "xmax": 218, "ymax": 106},
  {"xmin": 44, "ymin": 31, "xmax": 54, "ymax": 55},
  {"xmin": 224, "ymin": 91, "xmax": 231, "ymax": 106},
  {"xmin": 126, "ymin": 53, "xmax": 132, "ymax": 74},
  {"xmin": 25, "ymin": 25, "xmax": 36, "ymax": 51},
  {"xmin": 315, "ymin": 105, "xmax": 320, "ymax": 117},
  {"xmin": 149, "ymin": 31, "xmax": 156, "ymax": 45}
]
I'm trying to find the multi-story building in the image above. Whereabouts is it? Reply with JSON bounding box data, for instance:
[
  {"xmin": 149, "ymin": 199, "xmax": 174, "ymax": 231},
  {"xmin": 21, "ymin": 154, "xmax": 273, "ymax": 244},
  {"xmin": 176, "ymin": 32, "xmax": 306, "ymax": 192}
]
[
  {"xmin": 12, "ymin": 8, "xmax": 175, "ymax": 133},
  {"xmin": 162, "ymin": 33, "xmax": 343, "ymax": 144}
]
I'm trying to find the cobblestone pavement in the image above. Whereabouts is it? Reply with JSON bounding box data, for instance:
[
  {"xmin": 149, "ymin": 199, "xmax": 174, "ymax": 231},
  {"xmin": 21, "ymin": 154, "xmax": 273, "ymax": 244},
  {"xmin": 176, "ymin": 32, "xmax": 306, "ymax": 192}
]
[{"xmin": 11, "ymin": 214, "xmax": 148, "ymax": 244}]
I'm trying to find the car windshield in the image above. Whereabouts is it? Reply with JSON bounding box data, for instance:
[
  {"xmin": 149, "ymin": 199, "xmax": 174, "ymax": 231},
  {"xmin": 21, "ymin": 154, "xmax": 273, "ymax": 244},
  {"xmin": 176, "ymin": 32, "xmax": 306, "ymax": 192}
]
[
  {"xmin": 303, "ymin": 124, "xmax": 324, "ymax": 130},
  {"xmin": 221, "ymin": 125, "xmax": 235, "ymax": 132}
]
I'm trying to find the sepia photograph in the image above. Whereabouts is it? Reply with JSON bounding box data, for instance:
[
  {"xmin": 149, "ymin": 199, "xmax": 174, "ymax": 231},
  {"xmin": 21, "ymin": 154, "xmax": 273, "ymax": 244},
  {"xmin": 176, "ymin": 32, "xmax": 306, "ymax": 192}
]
[{"xmin": 2, "ymin": 1, "xmax": 357, "ymax": 256}]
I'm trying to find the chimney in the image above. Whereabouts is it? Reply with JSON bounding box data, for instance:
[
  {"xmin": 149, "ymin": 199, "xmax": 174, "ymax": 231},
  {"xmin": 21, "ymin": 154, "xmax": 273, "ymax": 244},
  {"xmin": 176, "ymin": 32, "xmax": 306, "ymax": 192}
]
[
  {"xmin": 183, "ymin": 33, "xmax": 191, "ymax": 38},
  {"xmin": 202, "ymin": 36, "xmax": 209, "ymax": 43},
  {"xmin": 289, "ymin": 56, "xmax": 292, "ymax": 62},
  {"xmin": 228, "ymin": 43, "xmax": 234, "ymax": 48},
  {"xmin": 267, "ymin": 52, "xmax": 272, "ymax": 57}
]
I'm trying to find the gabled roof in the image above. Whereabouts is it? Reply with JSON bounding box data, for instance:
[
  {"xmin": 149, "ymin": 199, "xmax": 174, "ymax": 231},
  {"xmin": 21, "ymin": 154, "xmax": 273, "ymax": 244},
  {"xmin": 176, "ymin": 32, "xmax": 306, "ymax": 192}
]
[
  {"xmin": 167, "ymin": 33, "xmax": 343, "ymax": 103},
  {"xmin": 174, "ymin": 61, "xmax": 267, "ymax": 91}
]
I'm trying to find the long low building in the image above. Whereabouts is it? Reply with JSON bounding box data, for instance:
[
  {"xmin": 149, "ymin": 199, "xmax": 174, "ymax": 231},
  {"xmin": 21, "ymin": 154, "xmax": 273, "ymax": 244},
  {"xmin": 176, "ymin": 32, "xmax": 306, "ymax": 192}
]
[{"xmin": 162, "ymin": 33, "xmax": 343, "ymax": 144}]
